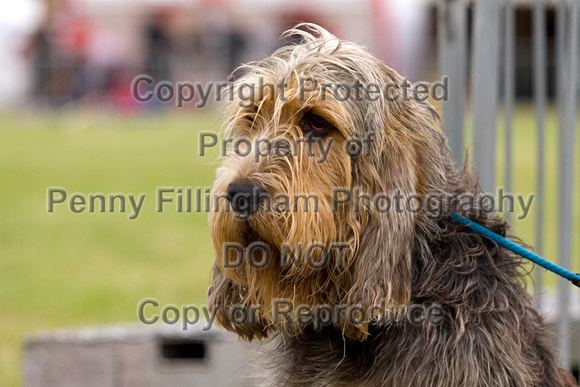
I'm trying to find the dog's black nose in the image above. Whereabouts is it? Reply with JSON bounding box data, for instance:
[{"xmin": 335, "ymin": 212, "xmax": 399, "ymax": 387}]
[{"xmin": 226, "ymin": 181, "xmax": 267, "ymax": 217}]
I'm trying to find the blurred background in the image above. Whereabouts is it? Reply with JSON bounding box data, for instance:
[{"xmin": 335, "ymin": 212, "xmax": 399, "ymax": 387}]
[
  {"xmin": 0, "ymin": 0, "xmax": 578, "ymax": 386},
  {"xmin": 0, "ymin": 0, "xmax": 440, "ymax": 110}
]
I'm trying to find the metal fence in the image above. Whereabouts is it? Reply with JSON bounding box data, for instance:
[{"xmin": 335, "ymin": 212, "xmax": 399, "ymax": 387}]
[{"xmin": 438, "ymin": 0, "xmax": 579, "ymax": 375}]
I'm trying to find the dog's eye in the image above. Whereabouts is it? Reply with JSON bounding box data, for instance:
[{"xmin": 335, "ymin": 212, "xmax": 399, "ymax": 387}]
[
  {"xmin": 300, "ymin": 112, "xmax": 334, "ymax": 137},
  {"xmin": 243, "ymin": 106, "xmax": 258, "ymax": 125}
]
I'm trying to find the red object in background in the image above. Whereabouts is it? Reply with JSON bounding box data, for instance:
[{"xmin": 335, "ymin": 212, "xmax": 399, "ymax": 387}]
[
  {"xmin": 55, "ymin": 15, "xmax": 92, "ymax": 60},
  {"xmin": 109, "ymin": 70, "xmax": 142, "ymax": 114}
]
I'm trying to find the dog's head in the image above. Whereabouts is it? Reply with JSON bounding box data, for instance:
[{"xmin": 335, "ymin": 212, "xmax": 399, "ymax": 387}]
[{"xmin": 207, "ymin": 23, "xmax": 457, "ymax": 340}]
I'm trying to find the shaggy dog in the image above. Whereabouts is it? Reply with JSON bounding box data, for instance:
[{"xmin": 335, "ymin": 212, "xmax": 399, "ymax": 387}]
[{"xmin": 207, "ymin": 24, "xmax": 576, "ymax": 386}]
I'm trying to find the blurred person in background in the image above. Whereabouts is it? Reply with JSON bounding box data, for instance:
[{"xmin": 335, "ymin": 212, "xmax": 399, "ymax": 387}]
[
  {"xmin": 145, "ymin": 9, "xmax": 173, "ymax": 83},
  {"xmin": 27, "ymin": 12, "xmax": 51, "ymax": 106}
]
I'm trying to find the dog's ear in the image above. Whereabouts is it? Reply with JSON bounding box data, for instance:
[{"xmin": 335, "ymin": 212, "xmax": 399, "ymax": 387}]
[
  {"xmin": 339, "ymin": 146, "xmax": 417, "ymax": 339},
  {"xmin": 207, "ymin": 262, "xmax": 270, "ymax": 340},
  {"xmin": 343, "ymin": 222, "xmax": 414, "ymax": 339},
  {"xmin": 338, "ymin": 67, "xmax": 444, "ymax": 337}
]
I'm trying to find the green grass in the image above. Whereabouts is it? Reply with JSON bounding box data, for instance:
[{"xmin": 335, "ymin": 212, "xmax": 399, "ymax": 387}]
[
  {"xmin": 0, "ymin": 104, "xmax": 578, "ymax": 386},
  {"xmin": 0, "ymin": 109, "xmax": 223, "ymax": 386}
]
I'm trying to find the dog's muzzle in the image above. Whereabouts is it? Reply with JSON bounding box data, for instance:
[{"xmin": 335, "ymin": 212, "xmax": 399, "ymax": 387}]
[{"xmin": 226, "ymin": 181, "xmax": 268, "ymax": 217}]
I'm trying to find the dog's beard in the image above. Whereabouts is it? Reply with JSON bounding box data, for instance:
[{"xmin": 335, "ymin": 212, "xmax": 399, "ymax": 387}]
[
  {"xmin": 209, "ymin": 181, "xmax": 343, "ymax": 292},
  {"xmin": 207, "ymin": 142, "xmax": 369, "ymax": 334}
]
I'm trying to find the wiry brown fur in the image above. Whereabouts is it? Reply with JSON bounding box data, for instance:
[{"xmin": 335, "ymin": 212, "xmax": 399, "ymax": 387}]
[{"xmin": 207, "ymin": 24, "xmax": 576, "ymax": 386}]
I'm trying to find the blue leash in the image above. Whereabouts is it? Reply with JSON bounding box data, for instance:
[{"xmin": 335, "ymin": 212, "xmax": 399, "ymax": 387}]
[{"xmin": 452, "ymin": 213, "xmax": 580, "ymax": 288}]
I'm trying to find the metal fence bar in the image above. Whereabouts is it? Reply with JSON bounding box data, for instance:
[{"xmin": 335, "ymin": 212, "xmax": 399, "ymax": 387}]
[
  {"xmin": 471, "ymin": 0, "xmax": 500, "ymax": 193},
  {"xmin": 557, "ymin": 0, "xmax": 567, "ymax": 126},
  {"xmin": 555, "ymin": 0, "xmax": 568, "ymax": 366},
  {"xmin": 557, "ymin": 0, "xmax": 578, "ymax": 371},
  {"xmin": 503, "ymin": 0, "xmax": 514, "ymax": 223},
  {"xmin": 438, "ymin": 0, "xmax": 467, "ymax": 167},
  {"xmin": 533, "ymin": 0, "xmax": 547, "ymax": 300}
]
